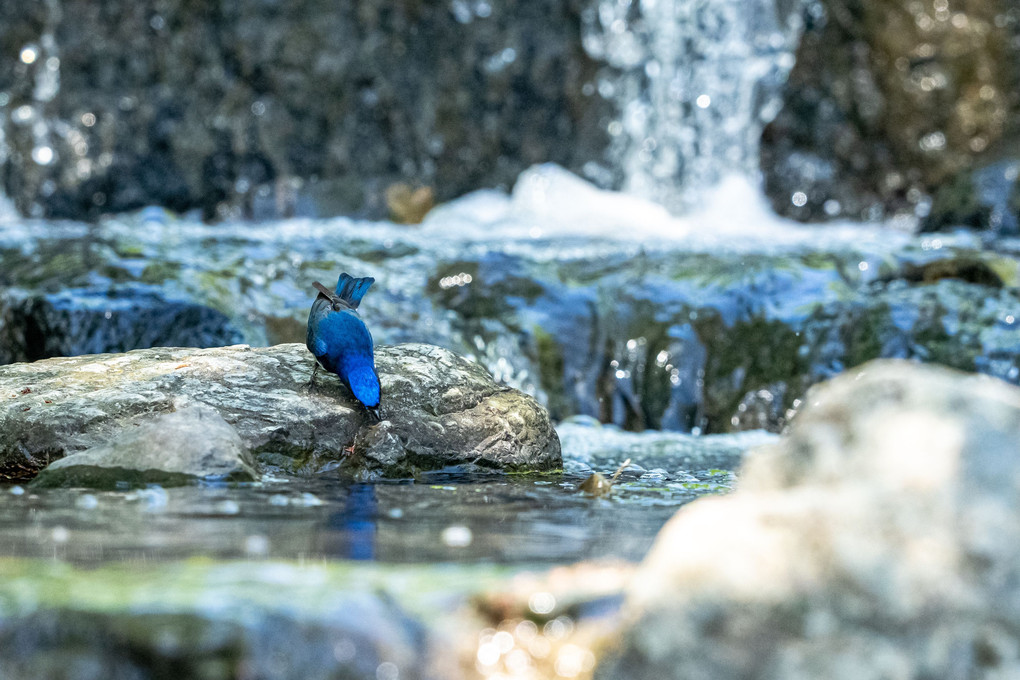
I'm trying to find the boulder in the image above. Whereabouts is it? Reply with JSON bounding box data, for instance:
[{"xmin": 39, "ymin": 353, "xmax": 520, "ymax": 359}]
[
  {"xmin": 762, "ymin": 0, "xmax": 1020, "ymax": 223},
  {"xmin": 0, "ymin": 286, "xmax": 243, "ymax": 365},
  {"xmin": 596, "ymin": 360, "xmax": 1020, "ymax": 679},
  {"xmin": 0, "ymin": 343, "xmax": 561, "ymax": 481},
  {"xmin": 32, "ymin": 404, "xmax": 258, "ymax": 488}
]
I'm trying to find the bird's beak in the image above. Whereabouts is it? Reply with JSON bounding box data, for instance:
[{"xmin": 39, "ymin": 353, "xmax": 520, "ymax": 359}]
[{"xmin": 366, "ymin": 406, "xmax": 382, "ymax": 422}]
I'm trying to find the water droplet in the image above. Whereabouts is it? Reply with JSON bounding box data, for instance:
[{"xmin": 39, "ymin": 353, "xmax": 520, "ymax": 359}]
[
  {"xmin": 31, "ymin": 146, "xmax": 54, "ymax": 165},
  {"xmin": 20, "ymin": 46, "xmax": 38, "ymax": 64},
  {"xmin": 451, "ymin": 0, "xmax": 472, "ymax": 23},
  {"xmin": 919, "ymin": 131, "xmax": 946, "ymax": 152},
  {"xmin": 477, "ymin": 640, "xmax": 500, "ymax": 666},
  {"xmin": 81, "ymin": 112, "xmax": 96, "ymax": 127},
  {"xmin": 791, "ymin": 191, "xmax": 807, "ymax": 207},
  {"xmin": 441, "ymin": 525, "xmax": 472, "ymax": 547},
  {"xmin": 696, "ymin": 94, "xmax": 711, "ymax": 108},
  {"xmin": 333, "ymin": 638, "xmax": 356, "ymax": 662},
  {"xmin": 244, "ymin": 534, "xmax": 269, "ymax": 556},
  {"xmin": 13, "ymin": 105, "xmax": 34, "ymax": 123},
  {"xmin": 529, "ymin": 591, "xmax": 556, "ymax": 615},
  {"xmin": 216, "ymin": 500, "xmax": 240, "ymax": 515},
  {"xmin": 376, "ymin": 661, "xmax": 399, "ymax": 680}
]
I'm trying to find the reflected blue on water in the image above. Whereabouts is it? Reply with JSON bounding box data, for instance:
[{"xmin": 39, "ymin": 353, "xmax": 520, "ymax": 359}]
[{"xmin": 0, "ymin": 459, "xmax": 744, "ymax": 567}]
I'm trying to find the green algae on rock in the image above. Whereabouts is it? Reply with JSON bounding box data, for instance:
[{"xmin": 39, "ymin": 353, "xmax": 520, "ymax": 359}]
[
  {"xmin": 0, "ymin": 558, "xmax": 515, "ymax": 680},
  {"xmin": 0, "ymin": 343, "xmax": 561, "ymax": 482},
  {"xmin": 5, "ymin": 216, "xmax": 1020, "ymax": 436}
]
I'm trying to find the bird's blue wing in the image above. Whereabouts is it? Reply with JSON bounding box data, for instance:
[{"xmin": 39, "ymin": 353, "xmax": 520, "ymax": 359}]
[{"xmin": 311, "ymin": 336, "xmax": 329, "ymax": 359}]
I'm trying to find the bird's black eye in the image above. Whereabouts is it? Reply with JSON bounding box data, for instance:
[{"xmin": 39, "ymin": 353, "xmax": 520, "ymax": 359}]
[{"xmin": 332, "ymin": 302, "xmax": 342, "ymax": 311}]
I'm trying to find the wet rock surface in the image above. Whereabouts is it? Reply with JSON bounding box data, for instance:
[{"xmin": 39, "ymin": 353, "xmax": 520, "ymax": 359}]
[
  {"xmin": 597, "ymin": 360, "xmax": 1020, "ymax": 679},
  {"xmin": 0, "ymin": 0, "xmax": 609, "ymax": 221},
  {"xmin": 0, "ymin": 343, "xmax": 561, "ymax": 480},
  {"xmin": 762, "ymin": 0, "xmax": 1020, "ymax": 223},
  {"xmin": 0, "ymin": 285, "xmax": 242, "ymax": 365},
  {"xmin": 32, "ymin": 404, "xmax": 258, "ymax": 488},
  {"xmin": 0, "ymin": 560, "xmax": 446, "ymax": 680},
  {"xmin": 3, "ymin": 211, "xmax": 1020, "ymax": 435}
]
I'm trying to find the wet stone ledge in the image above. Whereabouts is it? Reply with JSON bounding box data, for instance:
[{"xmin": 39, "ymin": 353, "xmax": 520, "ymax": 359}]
[{"xmin": 0, "ymin": 343, "xmax": 561, "ymax": 484}]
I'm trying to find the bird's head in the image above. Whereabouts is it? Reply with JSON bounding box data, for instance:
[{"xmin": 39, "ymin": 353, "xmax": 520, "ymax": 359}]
[{"xmin": 348, "ymin": 365, "xmax": 381, "ymax": 413}]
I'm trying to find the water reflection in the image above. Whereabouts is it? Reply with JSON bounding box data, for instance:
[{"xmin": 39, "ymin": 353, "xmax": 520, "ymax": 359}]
[
  {"xmin": 0, "ymin": 470, "xmax": 727, "ymax": 567},
  {"xmin": 328, "ymin": 483, "xmax": 378, "ymax": 561}
]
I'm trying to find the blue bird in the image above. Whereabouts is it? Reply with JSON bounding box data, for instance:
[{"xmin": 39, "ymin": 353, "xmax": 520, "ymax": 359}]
[{"xmin": 306, "ymin": 273, "xmax": 382, "ymax": 420}]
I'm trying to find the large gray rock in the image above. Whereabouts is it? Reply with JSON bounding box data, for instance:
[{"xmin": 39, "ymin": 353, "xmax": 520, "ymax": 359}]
[
  {"xmin": 32, "ymin": 404, "xmax": 258, "ymax": 488},
  {"xmin": 0, "ymin": 343, "xmax": 561, "ymax": 480},
  {"xmin": 0, "ymin": 0, "xmax": 609, "ymax": 221},
  {"xmin": 596, "ymin": 360, "xmax": 1020, "ymax": 679}
]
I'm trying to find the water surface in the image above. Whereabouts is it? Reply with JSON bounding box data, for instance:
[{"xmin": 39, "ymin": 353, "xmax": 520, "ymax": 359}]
[{"xmin": 0, "ymin": 424, "xmax": 773, "ymax": 568}]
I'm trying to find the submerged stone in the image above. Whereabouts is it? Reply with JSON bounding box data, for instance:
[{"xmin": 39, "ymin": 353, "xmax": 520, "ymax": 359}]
[
  {"xmin": 32, "ymin": 405, "xmax": 257, "ymax": 489},
  {"xmin": 597, "ymin": 360, "xmax": 1020, "ymax": 679},
  {"xmin": 0, "ymin": 343, "xmax": 560, "ymax": 480}
]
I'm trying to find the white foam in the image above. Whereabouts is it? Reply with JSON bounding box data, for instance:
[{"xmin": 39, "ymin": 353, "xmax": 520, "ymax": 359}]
[{"xmin": 420, "ymin": 163, "xmax": 911, "ymax": 254}]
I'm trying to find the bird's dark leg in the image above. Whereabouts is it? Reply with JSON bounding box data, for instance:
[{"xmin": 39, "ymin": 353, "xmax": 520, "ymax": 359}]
[{"xmin": 306, "ymin": 362, "xmax": 320, "ymax": 390}]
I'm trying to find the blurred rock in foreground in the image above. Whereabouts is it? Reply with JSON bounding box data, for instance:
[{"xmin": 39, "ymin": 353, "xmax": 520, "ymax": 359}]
[
  {"xmin": 597, "ymin": 359, "xmax": 1020, "ymax": 679},
  {"xmin": 0, "ymin": 343, "xmax": 561, "ymax": 482},
  {"xmin": 0, "ymin": 560, "xmax": 441, "ymax": 680}
]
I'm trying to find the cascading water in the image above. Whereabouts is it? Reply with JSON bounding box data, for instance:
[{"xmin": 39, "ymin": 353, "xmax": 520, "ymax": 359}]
[{"xmin": 581, "ymin": 0, "xmax": 806, "ymax": 213}]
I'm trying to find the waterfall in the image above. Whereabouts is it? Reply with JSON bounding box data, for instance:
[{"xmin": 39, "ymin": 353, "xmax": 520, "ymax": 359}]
[{"xmin": 582, "ymin": 0, "xmax": 805, "ymax": 213}]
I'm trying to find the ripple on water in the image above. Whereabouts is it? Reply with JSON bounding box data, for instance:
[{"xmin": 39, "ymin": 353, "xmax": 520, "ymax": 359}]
[{"xmin": 0, "ymin": 425, "xmax": 772, "ymax": 567}]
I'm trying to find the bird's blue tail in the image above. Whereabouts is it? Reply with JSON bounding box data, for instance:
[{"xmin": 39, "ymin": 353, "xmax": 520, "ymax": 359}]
[{"xmin": 335, "ymin": 273, "xmax": 375, "ymax": 309}]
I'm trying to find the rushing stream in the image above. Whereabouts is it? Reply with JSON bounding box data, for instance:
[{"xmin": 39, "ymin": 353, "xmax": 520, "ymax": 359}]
[{"xmin": 1, "ymin": 0, "xmax": 1019, "ymax": 676}]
